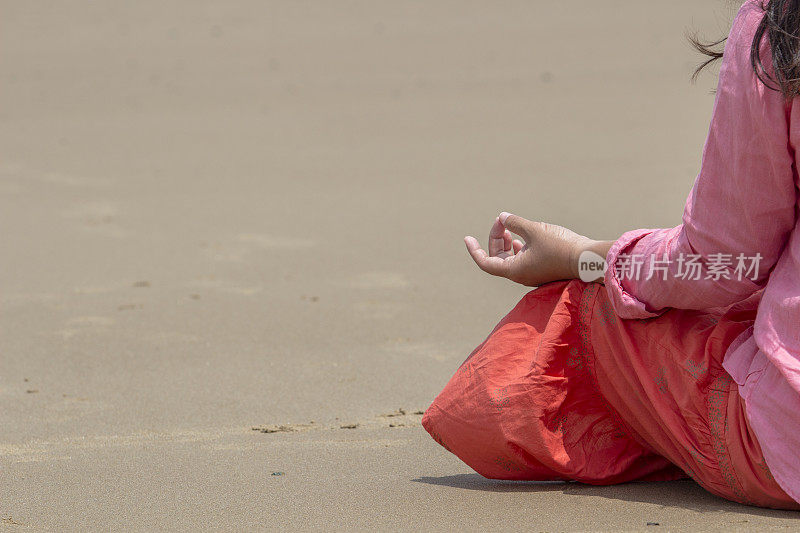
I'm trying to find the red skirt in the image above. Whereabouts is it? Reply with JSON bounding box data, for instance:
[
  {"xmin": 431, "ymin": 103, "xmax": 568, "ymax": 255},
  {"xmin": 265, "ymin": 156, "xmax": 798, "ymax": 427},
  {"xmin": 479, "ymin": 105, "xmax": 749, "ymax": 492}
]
[{"xmin": 422, "ymin": 280, "xmax": 798, "ymax": 509}]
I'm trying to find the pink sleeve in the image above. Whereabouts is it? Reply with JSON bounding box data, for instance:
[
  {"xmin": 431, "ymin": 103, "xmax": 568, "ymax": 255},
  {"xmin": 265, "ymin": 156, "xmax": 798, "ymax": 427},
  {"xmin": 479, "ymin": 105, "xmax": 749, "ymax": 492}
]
[{"xmin": 604, "ymin": 1, "xmax": 797, "ymax": 320}]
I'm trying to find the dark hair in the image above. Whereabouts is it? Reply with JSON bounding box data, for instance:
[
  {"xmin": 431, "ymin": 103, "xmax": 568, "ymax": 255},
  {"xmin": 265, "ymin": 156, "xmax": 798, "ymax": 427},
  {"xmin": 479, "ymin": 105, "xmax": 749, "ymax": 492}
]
[{"xmin": 690, "ymin": 0, "xmax": 800, "ymax": 100}]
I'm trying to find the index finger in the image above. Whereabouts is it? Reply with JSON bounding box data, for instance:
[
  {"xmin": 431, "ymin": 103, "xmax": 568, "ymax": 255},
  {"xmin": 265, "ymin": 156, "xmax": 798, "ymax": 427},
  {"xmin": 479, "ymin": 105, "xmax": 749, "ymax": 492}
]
[{"xmin": 465, "ymin": 236, "xmax": 509, "ymax": 277}]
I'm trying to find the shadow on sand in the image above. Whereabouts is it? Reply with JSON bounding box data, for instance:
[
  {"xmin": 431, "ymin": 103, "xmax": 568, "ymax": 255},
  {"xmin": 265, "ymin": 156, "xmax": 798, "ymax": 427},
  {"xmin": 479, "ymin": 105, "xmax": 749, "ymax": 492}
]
[{"xmin": 412, "ymin": 474, "xmax": 799, "ymax": 519}]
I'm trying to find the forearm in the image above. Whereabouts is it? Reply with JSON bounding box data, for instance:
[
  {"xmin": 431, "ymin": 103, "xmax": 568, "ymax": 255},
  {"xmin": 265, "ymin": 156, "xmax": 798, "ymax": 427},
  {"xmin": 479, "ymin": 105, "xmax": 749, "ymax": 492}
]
[{"xmin": 569, "ymin": 238, "xmax": 615, "ymax": 283}]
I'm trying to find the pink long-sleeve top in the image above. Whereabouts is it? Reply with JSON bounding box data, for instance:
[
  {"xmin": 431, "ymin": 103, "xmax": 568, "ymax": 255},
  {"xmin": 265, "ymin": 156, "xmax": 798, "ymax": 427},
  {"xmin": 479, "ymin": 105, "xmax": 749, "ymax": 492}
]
[{"xmin": 603, "ymin": 0, "xmax": 800, "ymax": 502}]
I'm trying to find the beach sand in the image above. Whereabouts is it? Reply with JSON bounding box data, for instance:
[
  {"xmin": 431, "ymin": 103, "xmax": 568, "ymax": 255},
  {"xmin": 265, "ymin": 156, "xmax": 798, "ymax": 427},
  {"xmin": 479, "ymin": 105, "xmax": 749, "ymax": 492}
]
[{"xmin": 1, "ymin": 0, "xmax": 798, "ymax": 530}]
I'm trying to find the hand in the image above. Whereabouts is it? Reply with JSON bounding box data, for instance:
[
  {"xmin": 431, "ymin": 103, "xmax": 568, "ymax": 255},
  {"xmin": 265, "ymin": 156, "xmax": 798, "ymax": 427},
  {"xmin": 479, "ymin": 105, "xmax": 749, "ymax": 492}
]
[{"xmin": 464, "ymin": 212, "xmax": 594, "ymax": 287}]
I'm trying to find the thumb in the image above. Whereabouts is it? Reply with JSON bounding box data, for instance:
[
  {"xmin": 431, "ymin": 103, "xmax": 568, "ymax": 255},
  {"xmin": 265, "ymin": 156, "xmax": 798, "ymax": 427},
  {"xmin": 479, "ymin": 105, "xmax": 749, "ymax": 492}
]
[{"xmin": 499, "ymin": 212, "xmax": 534, "ymax": 242}]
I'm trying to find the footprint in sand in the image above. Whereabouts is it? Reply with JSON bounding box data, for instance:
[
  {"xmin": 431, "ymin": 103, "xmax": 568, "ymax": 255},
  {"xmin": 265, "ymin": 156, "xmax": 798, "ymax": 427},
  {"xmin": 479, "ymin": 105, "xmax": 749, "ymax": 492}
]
[
  {"xmin": 251, "ymin": 409, "xmax": 426, "ymax": 434},
  {"xmin": 251, "ymin": 422, "xmax": 316, "ymax": 434}
]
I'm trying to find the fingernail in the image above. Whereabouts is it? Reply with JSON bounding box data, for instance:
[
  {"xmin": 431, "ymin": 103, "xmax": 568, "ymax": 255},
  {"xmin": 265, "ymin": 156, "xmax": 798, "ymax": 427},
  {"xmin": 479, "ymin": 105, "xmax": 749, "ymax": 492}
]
[{"xmin": 499, "ymin": 212, "xmax": 511, "ymax": 224}]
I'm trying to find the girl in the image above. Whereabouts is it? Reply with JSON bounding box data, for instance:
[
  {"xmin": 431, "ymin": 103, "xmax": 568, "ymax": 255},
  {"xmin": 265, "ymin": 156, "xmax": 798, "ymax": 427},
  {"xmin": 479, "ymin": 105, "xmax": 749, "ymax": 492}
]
[{"xmin": 422, "ymin": 0, "xmax": 800, "ymax": 509}]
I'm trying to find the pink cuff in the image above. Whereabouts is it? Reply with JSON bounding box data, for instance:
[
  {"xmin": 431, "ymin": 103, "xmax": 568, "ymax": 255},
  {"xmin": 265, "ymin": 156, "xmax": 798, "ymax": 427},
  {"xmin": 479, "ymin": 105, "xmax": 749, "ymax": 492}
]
[{"xmin": 603, "ymin": 229, "xmax": 665, "ymax": 320}]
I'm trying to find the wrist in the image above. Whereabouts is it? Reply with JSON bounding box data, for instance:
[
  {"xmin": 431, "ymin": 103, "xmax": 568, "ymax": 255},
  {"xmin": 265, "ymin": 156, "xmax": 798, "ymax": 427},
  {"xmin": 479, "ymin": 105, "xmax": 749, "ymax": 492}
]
[{"xmin": 571, "ymin": 239, "xmax": 614, "ymax": 282}]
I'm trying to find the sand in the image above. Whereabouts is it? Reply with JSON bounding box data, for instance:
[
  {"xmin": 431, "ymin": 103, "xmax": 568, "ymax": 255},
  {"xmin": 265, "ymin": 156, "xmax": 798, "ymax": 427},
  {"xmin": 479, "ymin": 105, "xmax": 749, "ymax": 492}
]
[{"xmin": 1, "ymin": 0, "xmax": 798, "ymax": 530}]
